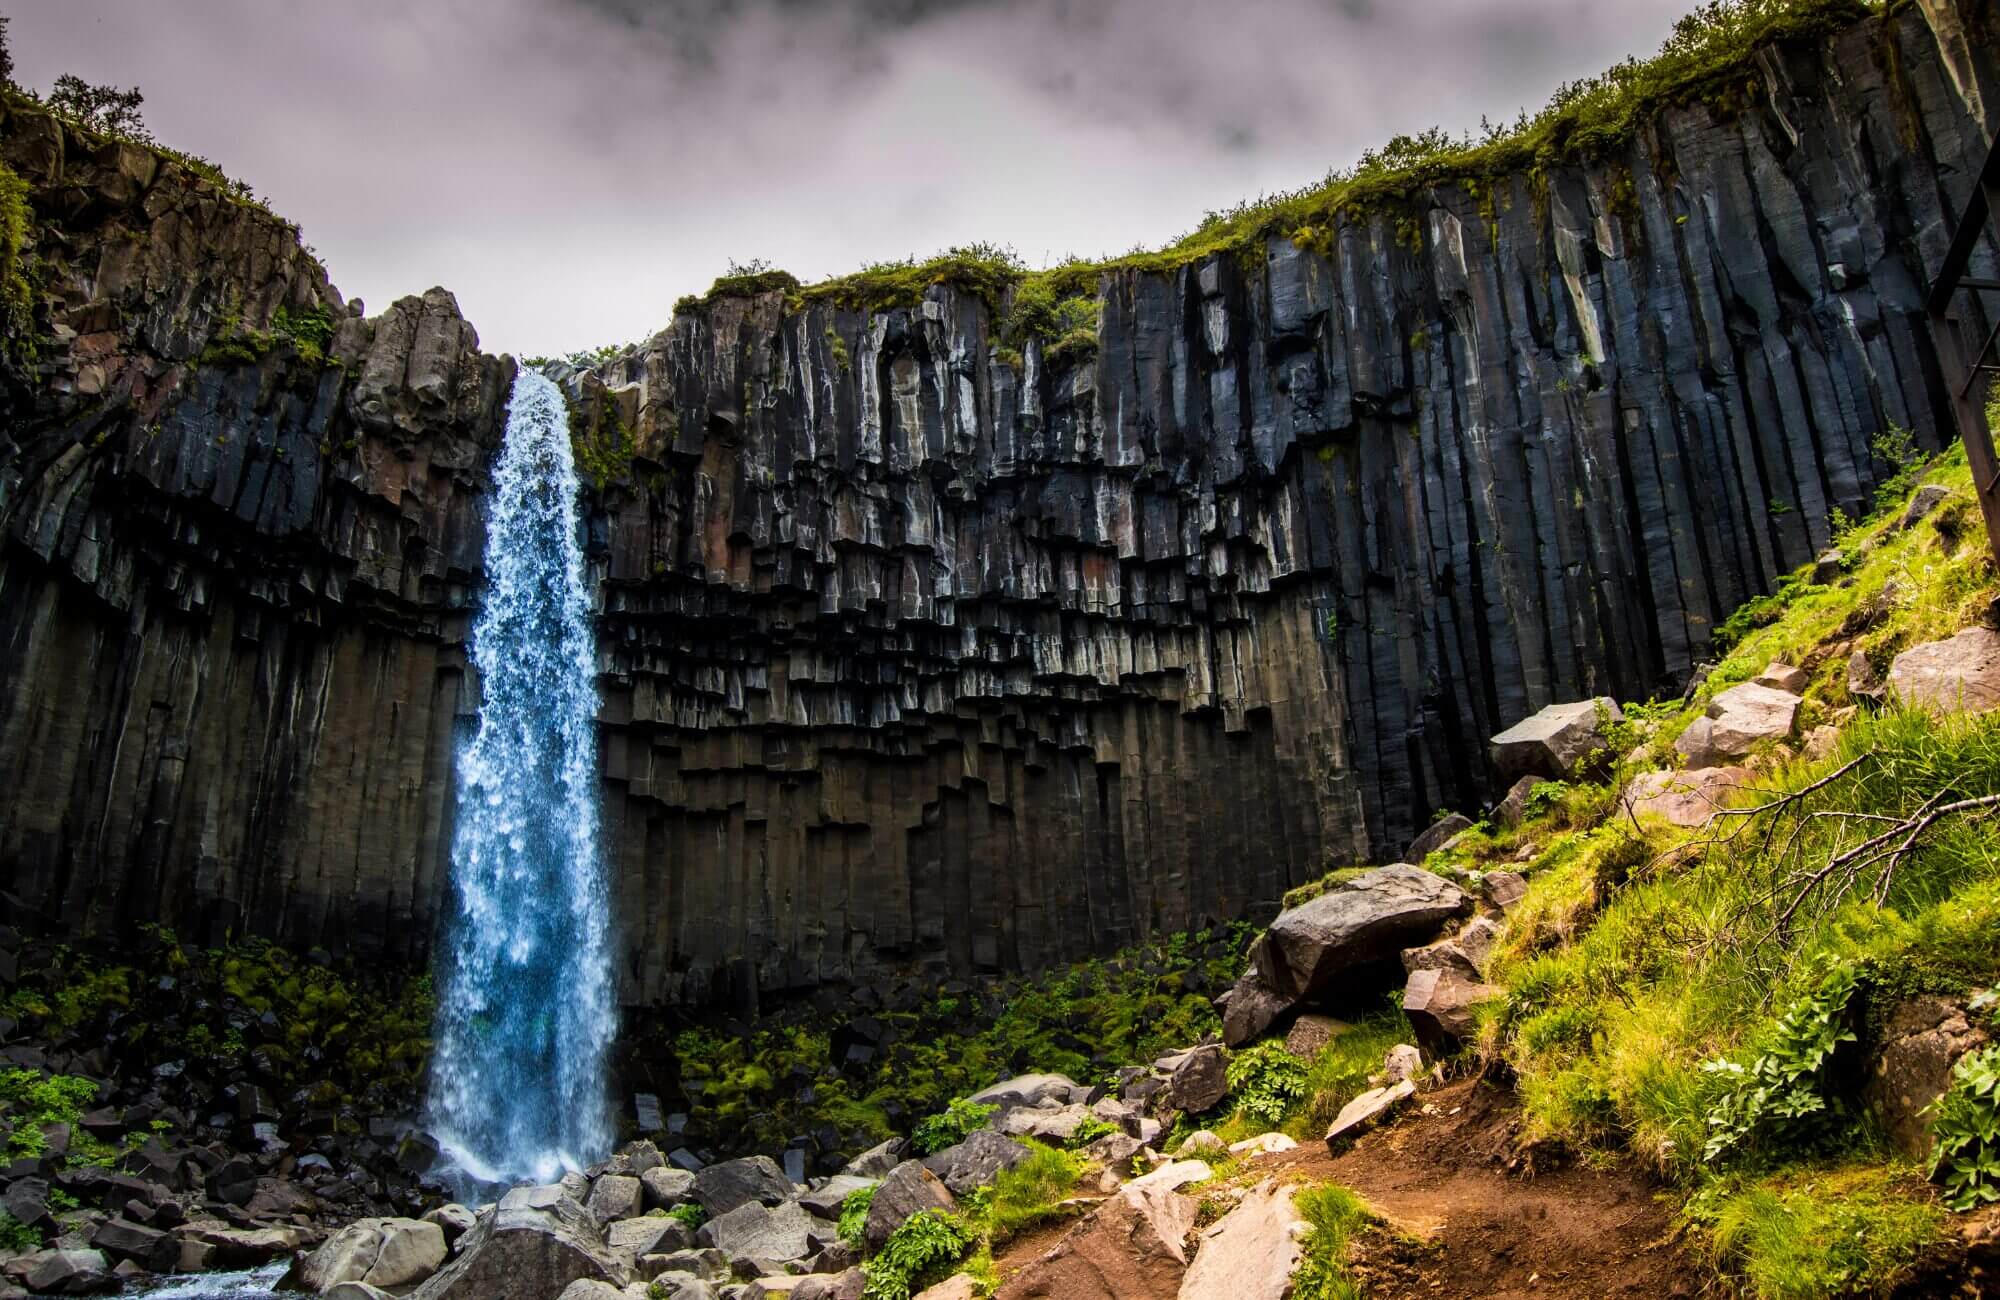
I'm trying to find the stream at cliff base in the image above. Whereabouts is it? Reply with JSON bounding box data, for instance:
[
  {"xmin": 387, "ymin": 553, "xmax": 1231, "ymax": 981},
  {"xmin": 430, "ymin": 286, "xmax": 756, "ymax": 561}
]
[
  {"xmin": 125, "ymin": 1265, "xmax": 291, "ymax": 1298},
  {"xmin": 423, "ymin": 370, "xmax": 616, "ymax": 1192}
]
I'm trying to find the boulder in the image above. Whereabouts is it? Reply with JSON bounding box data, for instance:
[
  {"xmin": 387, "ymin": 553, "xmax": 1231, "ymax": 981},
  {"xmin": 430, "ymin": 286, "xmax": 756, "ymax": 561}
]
[
  {"xmin": 423, "ymin": 1203, "xmax": 478, "ymax": 1246},
  {"xmin": 1282, "ymin": 1014, "xmax": 1347, "ymax": 1059},
  {"xmin": 793, "ymin": 1270, "xmax": 865, "ymax": 1300},
  {"xmin": 1865, "ymin": 997, "xmax": 1991, "ymax": 1159},
  {"xmin": 1081, "ymin": 1131, "xmax": 1150, "ymax": 1177},
  {"xmin": 964, "ymin": 1074, "xmax": 1081, "ymax": 1109},
  {"xmin": 1400, "ymin": 933, "xmax": 1481, "ymax": 981},
  {"xmin": 89, "ymin": 1217, "xmax": 177, "ymax": 1272},
  {"xmin": 1489, "ymin": 698, "xmax": 1623, "ymax": 783},
  {"xmin": 1252, "ymin": 864, "xmax": 1469, "ymax": 1005},
  {"xmin": 1, "ymin": 1177, "xmax": 49, "ymax": 1231},
  {"xmin": 553, "ymin": 1283, "xmax": 638, "ymax": 1300},
  {"xmin": 640, "ymin": 1167, "xmax": 696, "ymax": 1210},
  {"xmin": 1175, "ymin": 1178, "xmax": 1307, "ymax": 1299},
  {"xmin": 1812, "ymin": 550, "xmax": 1846, "ymax": 584},
  {"xmin": 920, "ymin": 1130, "xmax": 1031, "ymax": 1196},
  {"xmin": 409, "ymin": 1186, "xmax": 627, "ymax": 1300},
  {"xmin": 1225, "ymin": 1133, "xmax": 1296, "ymax": 1158},
  {"xmin": 796, "ymin": 1174, "xmax": 877, "ymax": 1220},
  {"xmin": 587, "ymin": 1175, "xmax": 644, "ymax": 1226},
  {"xmin": 1403, "ymin": 969, "xmax": 1504, "ymax": 1051},
  {"xmin": 1217, "ymin": 969, "xmax": 1292, "ymax": 1048},
  {"xmin": 1678, "ymin": 683, "xmax": 1799, "ymax": 767},
  {"xmin": 1406, "ymin": 813, "xmax": 1474, "ymax": 863},
  {"xmin": 324, "ymin": 1285, "xmax": 397, "ymax": 1300},
  {"xmin": 1901, "ymin": 483, "xmax": 1952, "ymax": 529},
  {"xmin": 1158, "ymin": 1045, "xmax": 1228, "ymax": 1113},
  {"xmin": 1495, "ymin": 775, "xmax": 1546, "ymax": 829},
  {"xmin": 606, "ymin": 1217, "xmax": 692, "ymax": 1257},
  {"xmin": 1624, "ymin": 766, "xmax": 1755, "ymax": 828},
  {"xmin": 1755, "ymin": 662, "xmax": 1810, "ymax": 695},
  {"xmin": 1482, "ymin": 871, "xmax": 1527, "ymax": 914},
  {"xmin": 994, "ymin": 1103, "xmax": 1093, "ymax": 1143},
  {"xmin": 1173, "ymin": 1131, "xmax": 1226, "ymax": 1159},
  {"xmin": 840, "ymin": 1140, "xmax": 904, "ymax": 1179},
  {"xmin": 1890, "ymin": 628, "xmax": 2000, "ymax": 715},
  {"xmin": 695, "ymin": 1199, "xmax": 812, "ymax": 1264},
  {"xmin": 12, "ymin": 1249, "xmax": 110, "ymax": 1296},
  {"xmin": 862, "ymin": 1162, "xmax": 956, "ymax": 1251},
  {"xmin": 1124, "ymin": 1159, "xmax": 1210, "ymax": 1193},
  {"xmin": 1323, "ymin": 1080, "xmax": 1416, "ymax": 1148},
  {"xmin": 176, "ymin": 1221, "xmax": 316, "ymax": 1266},
  {"xmin": 1849, "ymin": 650, "xmax": 1887, "ymax": 704},
  {"xmin": 994, "ymin": 1179, "xmax": 1196, "ymax": 1300},
  {"xmin": 691, "ymin": 1156, "xmax": 792, "ymax": 1218},
  {"xmin": 1383, "ymin": 1044, "xmax": 1424, "ymax": 1084}
]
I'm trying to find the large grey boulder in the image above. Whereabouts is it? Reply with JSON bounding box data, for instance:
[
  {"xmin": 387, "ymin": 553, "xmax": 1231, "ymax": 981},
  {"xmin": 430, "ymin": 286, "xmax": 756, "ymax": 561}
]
[
  {"xmin": 694, "ymin": 1199, "xmax": 813, "ymax": 1264},
  {"xmin": 1624, "ymin": 766, "xmax": 1754, "ymax": 827},
  {"xmin": 1175, "ymin": 1178, "xmax": 1306, "ymax": 1299},
  {"xmin": 586, "ymin": 1175, "xmax": 644, "ymax": 1225},
  {"xmin": 423, "ymin": 1204, "xmax": 478, "ymax": 1246},
  {"xmin": 797, "ymin": 1174, "xmax": 878, "ymax": 1220},
  {"xmin": 409, "ymin": 1186, "xmax": 628, "ymax": 1300},
  {"xmin": 862, "ymin": 1161, "xmax": 956, "ymax": 1251},
  {"xmin": 920, "ymin": 1130, "xmax": 1031, "ymax": 1196},
  {"xmin": 1323, "ymin": 1080, "xmax": 1415, "ymax": 1147},
  {"xmin": 1157, "ymin": 1044, "xmax": 1228, "ymax": 1113},
  {"xmin": 840, "ymin": 1139, "xmax": 905, "ymax": 1179},
  {"xmin": 606, "ymin": 1216, "xmax": 693, "ymax": 1257},
  {"xmin": 289, "ymin": 1217, "xmax": 448, "ymax": 1292},
  {"xmin": 1403, "ymin": 969, "xmax": 1504, "ymax": 1052},
  {"xmin": 1489, "ymin": 698, "xmax": 1622, "ymax": 783},
  {"xmin": 1676, "ymin": 682, "xmax": 1800, "ymax": 768},
  {"xmin": 1217, "ymin": 968, "xmax": 1292, "ymax": 1048},
  {"xmin": 994, "ymin": 1102, "xmax": 1094, "ymax": 1143},
  {"xmin": 1406, "ymin": 812, "xmax": 1474, "ymax": 862},
  {"xmin": 691, "ymin": 1156, "xmax": 792, "ymax": 1217},
  {"xmin": 640, "ymin": 1166, "xmax": 696, "ymax": 1210},
  {"xmin": 1891, "ymin": 627, "xmax": 2000, "ymax": 714},
  {"xmin": 1252, "ymin": 864, "xmax": 1469, "ymax": 1004},
  {"xmin": 965, "ymin": 1073, "xmax": 1081, "ymax": 1109},
  {"xmin": 8, "ymin": 1249, "xmax": 110, "ymax": 1296},
  {"xmin": 998, "ymin": 1178, "xmax": 1196, "ymax": 1299}
]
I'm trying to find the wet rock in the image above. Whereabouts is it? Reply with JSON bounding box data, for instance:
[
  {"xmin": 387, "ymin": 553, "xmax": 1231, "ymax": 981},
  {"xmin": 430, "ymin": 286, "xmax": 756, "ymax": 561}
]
[
  {"xmin": 692, "ymin": 1157, "xmax": 792, "ymax": 1218},
  {"xmin": 920, "ymin": 1131, "xmax": 1031, "ymax": 1196},
  {"xmin": 1489, "ymin": 698, "xmax": 1623, "ymax": 784},
  {"xmin": 1157, "ymin": 1045, "xmax": 1228, "ymax": 1113},
  {"xmin": 176, "ymin": 1221, "xmax": 316, "ymax": 1267},
  {"xmin": 1175, "ymin": 1178, "xmax": 1306, "ymax": 1299},
  {"xmin": 1406, "ymin": 813, "xmax": 1474, "ymax": 863},
  {"xmin": 409, "ymin": 1186, "xmax": 627, "ymax": 1300},
  {"xmin": 1250, "ymin": 864, "xmax": 1469, "ymax": 1005},
  {"xmin": 1323, "ymin": 1080, "xmax": 1416, "ymax": 1148},
  {"xmin": 1403, "ymin": 969, "xmax": 1504, "ymax": 1052},
  {"xmin": 1624, "ymin": 766, "xmax": 1755, "ymax": 828},
  {"xmin": 862, "ymin": 1162, "xmax": 956, "ymax": 1251},
  {"xmin": 323, "ymin": 1284, "xmax": 396, "ymax": 1300},
  {"xmin": 695, "ymin": 1200, "xmax": 812, "ymax": 1264},
  {"xmin": 1889, "ymin": 627, "xmax": 2000, "ymax": 714},
  {"xmin": 995, "ymin": 1178, "xmax": 1196, "ymax": 1299}
]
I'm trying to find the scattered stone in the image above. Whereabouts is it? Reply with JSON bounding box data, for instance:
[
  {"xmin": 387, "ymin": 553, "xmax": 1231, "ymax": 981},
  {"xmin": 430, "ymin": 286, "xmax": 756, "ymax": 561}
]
[
  {"xmin": 913, "ymin": 1277, "xmax": 980, "ymax": 1300},
  {"xmin": 1403, "ymin": 969, "xmax": 1505, "ymax": 1052},
  {"xmin": 587, "ymin": 1175, "xmax": 644, "ymax": 1226},
  {"xmin": 1901, "ymin": 484, "xmax": 1952, "ymax": 529},
  {"xmin": 964, "ymin": 1074, "xmax": 1081, "ymax": 1109},
  {"xmin": 1383, "ymin": 1044, "xmax": 1423, "ymax": 1085},
  {"xmin": 920, "ymin": 1130, "xmax": 1031, "ymax": 1196},
  {"xmin": 862, "ymin": 1162, "xmax": 956, "ymax": 1251},
  {"xmin": 1225, "ymin": 1133, "xmax": 1296, "ymax": 1158},
  {"xmin": 1889, "ymin": 627, "xmax": 2000, "ymax": 714},
  {"xmin": 840, "ymin": 1140, "xmax": 904, "ymax": 1180},
  {"xmin": 1216, "ymin": 969, "xmax": 1293, "ymax": 1049},
  {"xmin": 288, "ymin": 1218, "xmax": 446, "ymax": 1292},
  {"xmin": 1488, "ymin": 698, "xmax": 1623, "ymax": 783},
  {"xmin": 792, "ymin": 1270, "xmax": 865, "ymax": 1300},
  {"xmin": 692, "ymin": 1157, "xmax": 793, "ymax": 1218},
  {"xmin": 177, "ymin": 1221, "xmax": 316, "ymax": 1267},
  {"xmin": 1081, "ymin": 1131, "xmax": 1150, "ymax": 1177},
  {"xmin": 995, "ymin": 1103, "xmax": 1094, "ymax": 1143},
  {"xmin": 1756, "ymin": 661, "xmax": 1810, "ymax": 694},
  {"xmin": 423, "ymin": 1204, "xmax": 478, "ymax": 1246},
  {"xmin": 12, "ymin": 1249, "xmax": 111, "ymax": 1296},
  {"xmin": 641, "ymin": 1167, "xmax": 697, "ymax": 1210},
  {"xmin": 1247, "ymin": 864, "xmax": 1469, "ymax": 1006},
  {"xmin": 1324, "ymin": 1080, "xmax": 1416, "ymax": 1148},
  {"xmin": 1496, "ymin": 775, "xmax": 1545, "ymax": 829},
  {"xmin": 1175, "ymin": 1178, "xmax": 1306, "ymax": 1299},
  {"xmin": 1172, "ymin": 1130, "xmax": 1227, "ymax": 1159},
  {"xmin": 1282, "ymin": 1014, "xmax": 1348, "ymax": 1059},
  {"xmin": 1406, "ymin": 813, "xmax": 1474, "ymax": 863},
  {"xmin": 1803, "ymin": 725, "xmax": 1842, "ymax": 762},
  {"xmin": 1400, "ymin": 933, "xmax": 1482, "ymax": 981},
  {"xmin": 1483, "ymin": 871, "xmax": 1527, "ymax": 913},
  {"xmin": 796, "ymin": 1175, "xmax": 877, "ymax": 1220},
  {"xmin": 1865, "ymin": 997, "xmax": 1991, "ymax": 1159},
  {"xmin": 1678, "ymin": 682, "xmax": 1800, "ymax": 768},
  {"xmin": 607, "ymin": 1217, "xmax": 692, "ymax": 1257},
  {"xmin": 1125, "ymin": 1159, "xmax": 1211, "ymax": 1193},
  {"xmin": 1812, "ymin": 550, "xmax": 1845, "ymax": 585},
  {"xmin": 1158, "ymin": 1044, "xmax": 1228, "ymax": 1113},
  {"xmin": 1849, "ymin": 650, "xmax": 1887, "ymax": 704},
  {"xmin": 409, "ymin": 1187, "xmax": 627, "ymax": 1300},
  {"xmin": 1624, "ymin": 765, "xmax": 1755, "ymax": 828},
  {"xmin": 696, "ymin": 1200, "xmax": 812, "ymax": 1264},
  {"xmin": 994, "ymin": 1178, "xmax": 1196, "ymax": 1300},
  {"xmin": 553, "ymin": 1282, "xmax": 637, "ymax": 1300}
]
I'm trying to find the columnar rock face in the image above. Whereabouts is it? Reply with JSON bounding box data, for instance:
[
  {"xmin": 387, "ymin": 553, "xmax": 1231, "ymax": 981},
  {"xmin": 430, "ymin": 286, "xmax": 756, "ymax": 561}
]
[{"xmin": 2, "ymin": 3, "xmax": 1999, "ymax": 1007}]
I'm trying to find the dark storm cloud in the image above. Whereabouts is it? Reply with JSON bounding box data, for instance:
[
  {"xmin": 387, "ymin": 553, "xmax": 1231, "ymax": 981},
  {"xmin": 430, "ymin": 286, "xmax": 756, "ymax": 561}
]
[{"xmin": 9, "ymin": 0, "xmax": 1700, "ymax": 356}]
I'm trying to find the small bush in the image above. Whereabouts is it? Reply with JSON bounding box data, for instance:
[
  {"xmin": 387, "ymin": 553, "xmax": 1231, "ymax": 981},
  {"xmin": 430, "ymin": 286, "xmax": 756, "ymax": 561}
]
[
  {"xmin": 1065, "ymin": 1116, "xmax": 1118, "ymax": 1149},
  {"xmin": 911, "ymin": 1098, "xmax": 999, "ymax": 1156},
  {"xmin": 837, "ymin": 1184, "xmax": 875, "ymax": 1247},
  {"xmin": 1290, "ymin": 1182, "xmax": 1376, "ymax": 1300},
  {"xmin": 1926, "ymin": 1044, "xmax": 2000, "ymax": 1210},
  {"xmin": 1700, "ymin": 962, "xmax": 1860, "ymax": 1164},
  {"xmin": 0, "ymin": 1210, "xmax": 40, "ymax": 1253},
  {"xmin": 1227, "ymin": 1041, "xmax": 1310, "ymax": 1127},
  {"xmin": 861, "ymin": 1209, "xmax": 978, "ymax": 1300},
  {"xmin": 665, "ymin": 1201, "xmax": 706, "ymax": 1231}
]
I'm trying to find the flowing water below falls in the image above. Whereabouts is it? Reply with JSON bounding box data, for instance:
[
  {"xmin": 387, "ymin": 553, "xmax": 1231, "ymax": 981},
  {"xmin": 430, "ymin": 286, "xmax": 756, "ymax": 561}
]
[{"xmin": 425, "ymin": 370, "xmax": 615, "ymax": 1191}]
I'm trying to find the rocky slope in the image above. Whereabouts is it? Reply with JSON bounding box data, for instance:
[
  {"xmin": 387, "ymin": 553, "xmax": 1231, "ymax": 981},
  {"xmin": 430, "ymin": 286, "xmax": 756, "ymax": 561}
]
[{"xmin": 3, "ymin": 1, "xmax": 1999, "ymax": 1011}]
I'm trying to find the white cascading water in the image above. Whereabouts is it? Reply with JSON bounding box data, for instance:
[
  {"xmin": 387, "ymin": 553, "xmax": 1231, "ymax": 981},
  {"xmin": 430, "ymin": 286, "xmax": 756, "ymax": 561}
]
[{"xmin": 425, "ymin": 370, "xmax": 614, "ymax": 1191}]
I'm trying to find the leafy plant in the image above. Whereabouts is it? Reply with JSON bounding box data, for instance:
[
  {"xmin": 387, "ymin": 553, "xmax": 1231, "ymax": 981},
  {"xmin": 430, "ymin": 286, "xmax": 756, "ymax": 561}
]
[
  {"xmin": 1227, "ymin": 1041, "xmax": 1309, "ymax": 1126},
  {"xmin": 1870, "ymin": 423, "xmax": 1928, "ymax": 518},
  {"xmin": 0, "ymin": 1070, "xmax": 100, "ymax": 1160},
  {"xmin": 1700, "ymin": 963, "xmax": 1860, "ymax": 1164},
  {"xmin": 837, "ymin": 1184, "xmax": 875, "ymax": 1247},
  {"xmin": 911, "ymin": 1098, "xmax": 999, "ymax": 1156},
  {"xmin": 47, "ymin": 74, "xmax": 148, "ymax": 139},
  {"xmin": 665, "ymin": 1201, "xmax": 707, "ymax": 1231},
  {"xmin": 1926, "ymin": 1044, "xmax": 2000, "ymax": 1210},
  {"xmin": 1524, "ymin": 780, "xmax": 1573, "ymax": 820},
  {"xmin": 0, "ymin": 1210, "xmax": 40, "ymax": 1253},
  {"xmin": 1065, "ymin": 1116, "xmax": 1118, "ymax": 1149},
  {"xmin": 861, "ymin": 1209, "xmax": 978, "ymax": 1300}
]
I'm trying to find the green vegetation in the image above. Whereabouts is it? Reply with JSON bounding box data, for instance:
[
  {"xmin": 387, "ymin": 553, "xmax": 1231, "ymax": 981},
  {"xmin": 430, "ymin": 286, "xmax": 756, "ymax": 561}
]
[
  {"xmin": 195, "ymin": 303, "xmax": 342, "ymax": 372},
  {"xmin": 861, "ymin": 1209, "xmax": 980, "ymax": 1300},
  {"xmin": 665, "ymin": 1201, "xmax": 707, "ymax": 1232},
  {"xmin": 838, "ymin": 1184, "xmax": 876, "ymax": 1247},
  {"xmin": 0, "ymin": 1210, "xmax": 39, "ymax": 1254},
  {"xmin": 570, "ymin": 386, "xmax": 637, "ymax": 489},
  {"xmin": 0, "ymin": 159, "xmax": 33, "ymax": 355},
  {"xmin": 0, "ymin": 1069, "xmax": 108, "ymax": 1164},
  {"xmin": 1700, "ymin": 962, "xmax": 1860, "ymax": 1164},
  {"xmin": 1226, "ymin": 1040, "xmax": 1311, "ymax": 1127},
  {"xmin": 1289, "ymin": 1182, "xmax": 1379, "ymax": 1300},
  {"xmin": 975, "ymin": 1141, "xmax": 1089, "ymax": 1242},
  {"xmin": 1694, "ymin": 1164, "xmax": 1946, "ymax": 1299},
  {"xmin": 912, "ymin": 1098, "xmax": 999, "ymax": 1157},
  {"xmin": 1925, "ymin": 1044, "xmax": 2000, "ymax": 1210},
  {"xmin": 1064, "ymin": 1115, "xmax": 1119, "ymax": 1149}
]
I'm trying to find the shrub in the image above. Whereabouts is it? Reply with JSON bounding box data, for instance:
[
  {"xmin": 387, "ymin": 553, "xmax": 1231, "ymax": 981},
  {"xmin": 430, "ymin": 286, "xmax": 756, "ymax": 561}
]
[
  {"xmin": 1290, "ymin": 1182, "xmax": 1376, "ymax": 1300},
  {"xmin": 1926, "ymin": 1044, "xmax": 2000, "ymax": 1210},
  {"xmin": 1697, "ymin": 1164, "xmax": 1944, "ymax": 1299},
  {"xmin": 665, "ymin": 1202, "xmax": 706, "ymax": 1231},
  {"xmin": 1700, "ymin": 963, "xmax": 1860, "ymax": 1164},
  {"xmin": 911, "ymin": 1098, "xmax": 999, "ymax": 1157},
  {"xmin": 861, "ymin": 1209, "xmax": 978, "ymax": 1300},
  {"xmin": 0, "ymin": 1210, "xmax": 40, "ymax": 1253},
  {"xmin": 1227, "ymin": 1041, "xmax": 1310, "ymax": 1127},
  {"xmin": 1065, "ymin": 1116, "xmax": 1118, "ymax": 1149},
  {"xmin": 837, "ymin": 1184, "xmax": 875, "ymax": 1247}
]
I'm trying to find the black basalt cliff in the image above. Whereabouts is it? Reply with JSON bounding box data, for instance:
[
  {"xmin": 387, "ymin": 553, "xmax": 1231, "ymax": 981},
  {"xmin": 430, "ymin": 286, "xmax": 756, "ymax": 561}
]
[{"xmin": 3, "ymin": 0, "xmax": 1998, "ymax": 1010}]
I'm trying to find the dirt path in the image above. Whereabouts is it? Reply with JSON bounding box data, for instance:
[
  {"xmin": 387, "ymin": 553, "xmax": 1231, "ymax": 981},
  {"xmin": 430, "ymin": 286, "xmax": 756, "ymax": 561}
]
[{"xmin": 1262, "ymin": 1077, "xmax": 1697, "ymax": 1299}]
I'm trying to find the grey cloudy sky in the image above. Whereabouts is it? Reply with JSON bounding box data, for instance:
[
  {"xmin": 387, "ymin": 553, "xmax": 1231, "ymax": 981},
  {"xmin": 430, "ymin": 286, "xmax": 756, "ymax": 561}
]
[{"xmin": 12, "ymin": 0, "xmax": 1700, "ymax": 357}]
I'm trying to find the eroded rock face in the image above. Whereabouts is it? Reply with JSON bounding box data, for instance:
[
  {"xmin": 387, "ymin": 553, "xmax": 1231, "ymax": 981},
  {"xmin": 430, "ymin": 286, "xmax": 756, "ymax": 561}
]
[
  {"xmin": 1866, "ymin": 997, "xmax": 1991, "ymax": 1159},
  {"xmin": 1489, "ymin": 698, "xmax": 1623, "ymax": 784},
  {"xmin": 409, "ymin": 1188, "xmax": 627, "ymax": 1300},
  {"xmin": 1890, "ymin": 628, "xmax": 2000, "ymax": 714},
  {"xmin": 4, "ymin": 2, "xmax": 1998, "ymax": 1004}
]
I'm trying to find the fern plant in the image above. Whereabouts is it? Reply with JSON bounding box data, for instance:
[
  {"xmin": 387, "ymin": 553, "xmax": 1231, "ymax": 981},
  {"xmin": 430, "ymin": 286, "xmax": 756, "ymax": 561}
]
[
  {"xmin": 861, "ymin": 1209, "xmax": 977, "ymax": 1300},
  {"xmin": 1926, "ymin": 1044, "xmax": 2000, "ymax": 1210},
  {"xmin": 1227, "ymin": 1040, "xmax": 1309, "ymax": 1126},
  {"xmin": 837, "ymin": 1184, "xmax": 876, "ymax": 1247},
  {"xmin": 1700, "ymin": 963, "xmax": 1860, "ymax": 1164},
  {"xmin": 911, "ymin": 1098, "xmax": 998, "ymax": 1156}
]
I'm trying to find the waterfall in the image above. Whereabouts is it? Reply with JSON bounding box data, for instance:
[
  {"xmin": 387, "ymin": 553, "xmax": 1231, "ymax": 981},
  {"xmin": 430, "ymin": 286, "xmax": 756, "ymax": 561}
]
[{"xmin": 425, "ymin": 369, "xmax": 614, "ymax": 1190}]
